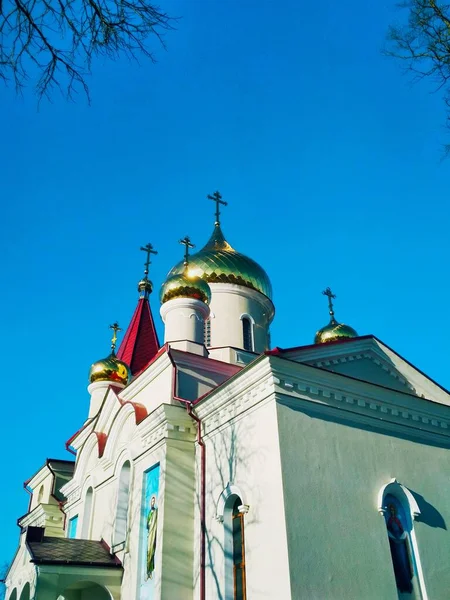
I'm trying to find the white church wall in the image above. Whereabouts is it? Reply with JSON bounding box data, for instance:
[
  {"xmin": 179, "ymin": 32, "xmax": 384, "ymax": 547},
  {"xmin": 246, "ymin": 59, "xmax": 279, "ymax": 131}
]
[
  {"xmin": 276, "ymin": 394, "xmax": 450, "ymax": 600},
  {"xmin": 28, "ymin": 469, "xmax": 57, "ymax": 512},
  {"xmin": 200, "ymin": 396, "xmax": 292, "ymax": 600},
  {"xmin": 208, "ymin": 283, "xmax": 273, "ymax": 354},
  {"xmin": 4, "ymin": 539, "xmax": 36, "ymax": 600}
]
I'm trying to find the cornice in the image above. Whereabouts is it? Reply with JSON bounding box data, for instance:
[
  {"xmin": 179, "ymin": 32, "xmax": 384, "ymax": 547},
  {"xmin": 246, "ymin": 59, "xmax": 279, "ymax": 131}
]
[
  {"xmin": 312, "ymin": 351, "xmax": 415, "ymax": 393},
  {"xmin": 269, "ymin": 356, "xmax": 450, "ymax": 439}
]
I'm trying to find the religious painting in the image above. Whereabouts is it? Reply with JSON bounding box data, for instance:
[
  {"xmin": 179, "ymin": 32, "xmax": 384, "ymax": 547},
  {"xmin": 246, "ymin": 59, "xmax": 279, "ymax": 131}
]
[
  {"xmin": 138, "ymin": 463, "xmax": 160, "ymax": 600},
  {"xmin": 383, "ymin": 494, "xmax": 414, "ymax": 594}
]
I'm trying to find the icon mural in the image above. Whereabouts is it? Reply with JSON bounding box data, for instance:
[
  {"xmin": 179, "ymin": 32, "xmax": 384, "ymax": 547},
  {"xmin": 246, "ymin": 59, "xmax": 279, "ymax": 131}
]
[
  {"xmin": 138, "ymin": 463, "xmax": 160, "ymax": 599},
  {"xmin": 384, "ymin": 494, "xmax": 414, "ymax": 593}
]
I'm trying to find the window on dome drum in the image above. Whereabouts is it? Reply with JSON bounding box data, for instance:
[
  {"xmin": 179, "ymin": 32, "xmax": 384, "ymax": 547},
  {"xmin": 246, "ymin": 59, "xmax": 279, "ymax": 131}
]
[
  {"xmin": 382, "ymin": 492, "xmax": 423, "ymax": 599},
  {"xmin": 242, "ymin": 317, "xmax": 253, "ymax": 352},
  {"xmin": 81, "ymin": 487, "xmax": 93, "ymax": 539},
  {"xmin": 113, "ymin": 461, "xmax": 131, "ymax": 548},
  {"xmin": 232, "ymin": 498, "xmax": 247, "ymax": 600},
  {"xmin": 204, "ymin": 318, "xmax": 211, "ymax": 347}
]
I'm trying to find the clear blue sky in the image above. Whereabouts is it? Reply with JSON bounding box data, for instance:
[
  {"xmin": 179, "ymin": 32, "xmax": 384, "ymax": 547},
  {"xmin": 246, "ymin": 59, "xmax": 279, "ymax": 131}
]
[{"xmin": 1, "ymin": 0, "xmax": 449, "ymax": 566}]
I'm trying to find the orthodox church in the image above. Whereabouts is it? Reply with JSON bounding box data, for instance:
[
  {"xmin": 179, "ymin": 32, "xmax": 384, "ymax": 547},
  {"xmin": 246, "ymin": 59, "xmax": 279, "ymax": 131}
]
[{"xmin": 5, "ymin": 192, "xmax": 450, "ymax": 600}]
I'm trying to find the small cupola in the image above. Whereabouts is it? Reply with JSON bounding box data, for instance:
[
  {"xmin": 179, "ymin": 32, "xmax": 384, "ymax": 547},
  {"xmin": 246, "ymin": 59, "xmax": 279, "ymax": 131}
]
[{"xmin": 314, "ymin": 287, "xmax": 358, "ymax": 344}]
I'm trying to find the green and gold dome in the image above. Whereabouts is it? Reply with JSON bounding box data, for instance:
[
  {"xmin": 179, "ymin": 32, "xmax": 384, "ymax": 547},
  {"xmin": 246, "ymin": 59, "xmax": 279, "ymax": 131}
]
[
  {"xmin": 160, "ymin": 270, "xmax": 212, "ymax": 305},
  {"xmin": 314, "ymin": 287, "xmax": 358, "ymax": 344},
  {"xmin": 89, "ymin": 353, "xmax": 131, "ymax": 385},
  {"xmin": 165, "ymin": 223, "xmax": 273, "ymax": 300}
]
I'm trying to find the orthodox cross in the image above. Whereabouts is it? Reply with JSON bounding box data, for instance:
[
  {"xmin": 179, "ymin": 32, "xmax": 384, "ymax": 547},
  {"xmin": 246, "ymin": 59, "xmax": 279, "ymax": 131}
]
[
  {"xmin": 179, "ymin": 235, "xmax": 195, "ymax": 266},
  {"xmin": 140, "ymin": 243, "xmax": 158, "ymax": 278},
  {"xmin": 109, "ymin": 322, "xmax": 122, "ymax": 353},
  {"xmin": 207, "ymin": 190, "xmax": 227, "ymax": 225},
  {"xmin": 322, "ymin": 287, "xmax": 336, "ymax": 318}
]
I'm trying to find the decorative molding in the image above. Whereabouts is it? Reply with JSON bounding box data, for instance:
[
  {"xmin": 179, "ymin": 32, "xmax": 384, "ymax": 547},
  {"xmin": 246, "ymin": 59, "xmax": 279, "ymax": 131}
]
[
  {"xmin": 377, "ymin": 478, "xmax": 421, "ymax": 518},
  {"xmin": 313, "ymin": 352, "xmax": 415, "ymax": 393},
  {"xmin": 216, "ymin": 483, "xmax": 248, "ymax": 522}
]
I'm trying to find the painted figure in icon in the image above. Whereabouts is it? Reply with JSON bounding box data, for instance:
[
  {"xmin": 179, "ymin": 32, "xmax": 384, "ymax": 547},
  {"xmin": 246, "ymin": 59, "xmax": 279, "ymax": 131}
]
[
  {"xmin": 386, "ymin": 502, "xmax": 413, "ymax": 593},
  {"xmin": 146, "ymin": 495, "xmax": 158, "ymax": 580}
]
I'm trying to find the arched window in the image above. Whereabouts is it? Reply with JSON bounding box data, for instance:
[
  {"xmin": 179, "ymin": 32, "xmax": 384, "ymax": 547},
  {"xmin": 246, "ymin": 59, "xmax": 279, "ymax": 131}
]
[
  {"xmin": 379, "ymin": 480, "xmax": 426, "ymax": 599},
  {"xmin": 113, "ymin": 461, "xmax": 131, "ymax": 548},
  {"xmin": 18, "ymin": 583, "xmax": 30, "ymax": 600},
  {"xmin": 37, "ymin": 485, "xmax": 44, "ymax": 504},
  {"xmin": 81, "ymin": 487, "xmax": 93, "ymax": 539},
  {"xmin": 231, "ymin": 498, "xmax": 247, "ymax": 600},
  {"xmin": 8, "ymin": 589, "xmax": 17, "ymax": 600},
  {"xmin": 241, "ymin": 316, "xmax": 253, "ymax": 352},
  {"xmin": 220, "ymin": 489, "xmax": 248, "ymax": 600}
]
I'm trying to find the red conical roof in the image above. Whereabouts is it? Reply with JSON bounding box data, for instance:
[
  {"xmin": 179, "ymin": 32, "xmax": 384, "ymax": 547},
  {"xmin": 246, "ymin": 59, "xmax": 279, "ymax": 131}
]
[{"xmin": 117, "ymin": 297, "xmax": 160, "ymax": 376}]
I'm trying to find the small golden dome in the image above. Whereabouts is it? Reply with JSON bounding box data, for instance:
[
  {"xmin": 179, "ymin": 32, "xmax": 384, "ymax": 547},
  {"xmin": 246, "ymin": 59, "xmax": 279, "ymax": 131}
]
[
  {"xmin": 89, "ymin": 353, "xmax": 131, "ymax": 385},
  {"xmin": 314, "ymin": 319, "xmax": 358, "ymax": 344},
  {"xmin": 160, "ymin": 270, "xmax": 211, "ymax": 305},
  {"xmin": 138, "ymin": 277, "xmax": 153, "ymax": 295},
  {"xmin": 315, "ymin": 287, "xmax": 358, "ymax": 344}
]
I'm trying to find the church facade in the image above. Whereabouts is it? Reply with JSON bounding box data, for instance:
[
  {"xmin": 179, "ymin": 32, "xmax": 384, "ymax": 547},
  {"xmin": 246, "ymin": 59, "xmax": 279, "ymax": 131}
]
[{"xmin": 5, "ymin": 193, "xmax": 450, "ymax": 600}]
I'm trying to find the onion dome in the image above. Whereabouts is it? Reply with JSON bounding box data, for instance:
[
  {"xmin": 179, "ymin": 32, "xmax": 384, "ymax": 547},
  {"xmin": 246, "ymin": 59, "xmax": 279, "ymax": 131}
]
[
  {"xmin": 138, "ymin": 277, "xmax": 153, "ymax": 296},
  {"xmin": 89, "ymin": 322, "xmax": 131, "ymax": 385},
  {"xmin": 165, "ymin": 223, "xmax": 272, "ymax": 300},
  {"xmin": 160, "ymin": 270, "xmax": 212, "ymax": 305},
  {"xmin": 315, "ymin": 320, "xmax": 358, "ymax": 344},
  {"xmin": 89, "ymin": 353, "xmax": 131, "ymax": 385},
  {"xmin": 314, "ymin": 287, "xmax": 358, "ymax": 344}
]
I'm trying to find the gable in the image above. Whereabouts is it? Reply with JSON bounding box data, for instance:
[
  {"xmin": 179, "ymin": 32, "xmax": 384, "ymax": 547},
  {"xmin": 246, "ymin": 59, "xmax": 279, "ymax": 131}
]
[
  {"xmin": 270, "ymin": 336, "xmax": 450, "ymax": 406},
  {"xmin": 309, "ymin": 354, "xmax": 415, "ymax": 394}
]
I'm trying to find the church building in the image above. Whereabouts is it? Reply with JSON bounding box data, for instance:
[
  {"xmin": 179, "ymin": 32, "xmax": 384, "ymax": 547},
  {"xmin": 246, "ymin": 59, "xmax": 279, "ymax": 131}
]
[{"xmin": 5, "ymin": 192, "xmax": 450, "ymax": 600}]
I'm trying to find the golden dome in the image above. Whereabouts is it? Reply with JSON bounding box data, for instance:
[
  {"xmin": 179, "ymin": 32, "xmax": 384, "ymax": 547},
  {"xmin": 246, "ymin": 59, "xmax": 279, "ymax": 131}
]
[
  {"xmin": 314, "ymin": 319, "xmax": 358, "ymax": 344},
  {"xmin": 314, "ymin": 287, "xmax": 358, "ymax": 344},
  {"xmin": 138, "ymin": 277, "xmax": 153, "ymax": 295},
  {"xmin": 160, "ymin": 270, "xmax": 212, "ymax": 305},
  {"xmin": 89, "ymin": 353, "xmax": 131, "ymax": 385},
  {"xmin": 165, "ymin": 224, "xmax": 272, "ymax": 300}
]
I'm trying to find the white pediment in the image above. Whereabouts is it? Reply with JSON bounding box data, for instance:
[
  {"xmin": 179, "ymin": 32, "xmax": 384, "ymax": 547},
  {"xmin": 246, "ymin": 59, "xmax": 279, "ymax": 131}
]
[{"xmin": 272, "ymin": 336, "xmax": 450, "ymax": 406}]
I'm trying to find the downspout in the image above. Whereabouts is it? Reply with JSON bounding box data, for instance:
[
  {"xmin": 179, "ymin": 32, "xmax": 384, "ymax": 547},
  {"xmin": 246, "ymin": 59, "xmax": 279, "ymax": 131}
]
[
  {"xmin": 169, "ymin": 352, "xmax": 206, "ymax": 600},
  {"xmin": 47, "ymin": 461, "xmax": 68, "ymax": 530},
  {"xmin": 187, "ymin": 403, "xmax": 206, "ymax": 600}
]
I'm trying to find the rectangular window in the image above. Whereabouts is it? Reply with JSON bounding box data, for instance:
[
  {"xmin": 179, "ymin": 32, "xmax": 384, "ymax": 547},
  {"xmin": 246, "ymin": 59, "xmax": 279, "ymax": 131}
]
[{"xmin": 68, "ymin": 515, "xmax": 78, "ymax": 539}]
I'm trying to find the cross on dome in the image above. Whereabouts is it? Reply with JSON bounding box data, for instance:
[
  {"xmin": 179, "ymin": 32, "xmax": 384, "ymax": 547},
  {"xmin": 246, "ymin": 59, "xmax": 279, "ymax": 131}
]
[
  {"xmin": 140, "ymin": 243, "xmax": 158, "ymax": 278},
  {"xmin": 207, "ymin": 190, "xmax": 227, "ymax": 225},
  {"xmin": 322, "ymin": 287, "xmax": 336, "ymax": 319},
  {"xmin": 179, "ymin": 235, "xmax": 195, "ymax": 266},
  {"xmin": 109, "ymin": 322, "xmax": 122, "ymax": 353}
]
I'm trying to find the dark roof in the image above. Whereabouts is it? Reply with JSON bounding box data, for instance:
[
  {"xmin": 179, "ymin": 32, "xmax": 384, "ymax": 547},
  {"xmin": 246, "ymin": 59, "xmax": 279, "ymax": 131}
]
[{"xmin": 27, "ymin": 536, "xmax": 121, "ymax": 568}]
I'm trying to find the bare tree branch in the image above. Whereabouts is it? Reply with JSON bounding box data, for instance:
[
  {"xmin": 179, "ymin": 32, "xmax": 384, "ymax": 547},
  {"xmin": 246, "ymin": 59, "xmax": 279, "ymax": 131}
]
[
  {"xmin": 0, "ymin": 0, "xmax": 174, "ymax": 101},
  {"xmin": 386, "ymin": 1, "xmax": 450, "ymax": 151}
]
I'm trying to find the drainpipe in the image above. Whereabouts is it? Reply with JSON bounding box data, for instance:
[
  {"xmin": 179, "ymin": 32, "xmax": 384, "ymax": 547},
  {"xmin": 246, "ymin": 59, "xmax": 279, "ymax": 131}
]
[
  {"xmin": 47, "ymin": 461, "xmax": 68, "ymax": 530},
  {"xmin": 186, "ymin": 403, "xmax": 206, "ymax": 600}
]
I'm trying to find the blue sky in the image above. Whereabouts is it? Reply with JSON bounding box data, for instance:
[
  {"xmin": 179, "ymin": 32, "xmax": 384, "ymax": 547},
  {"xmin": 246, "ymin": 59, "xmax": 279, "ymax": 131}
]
[{"xmin": 1, "ymin": 0, "xmax": 449, "ymax": 566}]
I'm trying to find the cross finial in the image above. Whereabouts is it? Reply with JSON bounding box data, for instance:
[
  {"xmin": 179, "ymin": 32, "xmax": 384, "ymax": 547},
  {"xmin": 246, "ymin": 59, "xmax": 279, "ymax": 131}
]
[
  {"xmin": 179, "ymin": 235, "xmax": 195, "ymax": 266},
  {"xmin": 109, "ymin": 322, "xmax": 122, "ymax": 353},
  {"xmin": 140, "ymin": 243, "xmax": 158, "ymax": 278},
  {"xmin": 322, "ymin": 287, "xmax": 336, "ymax": 319},
  {"xmin": 207, "ymin": 190, "xmax": 227, "ymax": 225}
]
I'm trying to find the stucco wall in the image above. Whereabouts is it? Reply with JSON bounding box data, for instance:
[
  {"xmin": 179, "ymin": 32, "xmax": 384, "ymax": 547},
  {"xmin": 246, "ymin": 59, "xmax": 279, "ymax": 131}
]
[
  {"xmin": 202, "ymin": 398, "xmax": 291, "ymax": 600},
  {"xmin": 276, "ymin": 396, "xmax": 450, "ymax": 600}
]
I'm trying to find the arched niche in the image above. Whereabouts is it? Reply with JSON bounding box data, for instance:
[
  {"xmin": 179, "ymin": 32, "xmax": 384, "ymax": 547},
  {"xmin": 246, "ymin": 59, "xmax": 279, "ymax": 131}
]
[
  {"xmin": 57, "ymin": 581, "xmax": 112, "ymax": 600},
  {"xmin": 113, "ymin": 460, "xmax": 131, "ymax": 548},
  {"xmin": 18, "ymin": 583, "xmax": 30, "ymax": 600}
]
